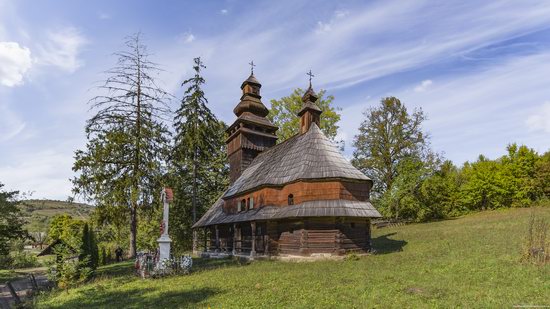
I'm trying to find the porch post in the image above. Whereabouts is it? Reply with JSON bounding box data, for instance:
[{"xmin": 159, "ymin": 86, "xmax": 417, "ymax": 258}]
[
  {"xmin": 192, "ymin": 229, "xmax": 198, "ymax": 255},
  {"xmin": 250, "ymin": 221, "xmax": 256, "ymax": 257},
  {"xmin": 203, "ymin": 227, "xmax": 208, "ymax": 252},
  {"xmin": 215, "ymin": 225, "xmax": 220, "ymax": 251},
  {"xmin": 366, "ymin": 219, "xmax": 372, "ymax": 251},
  {"xmin": 232, "ymin": 223, "xmax": 237, "ymax": 255}
]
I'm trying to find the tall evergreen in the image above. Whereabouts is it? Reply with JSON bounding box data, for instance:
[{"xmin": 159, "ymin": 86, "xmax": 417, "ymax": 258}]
[
  {"xmin": 171, "ymin": 57, "xmax": 228, "ymax": 252},
  {"xmin": 72, "ymin": 33, "xmax": 171, "ymax": 258}
]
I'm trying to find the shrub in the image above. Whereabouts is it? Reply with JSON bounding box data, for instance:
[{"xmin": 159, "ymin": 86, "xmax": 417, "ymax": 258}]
[{"xmin": 9, "ymin": 250, "xmax": 40, "ymax": 268}]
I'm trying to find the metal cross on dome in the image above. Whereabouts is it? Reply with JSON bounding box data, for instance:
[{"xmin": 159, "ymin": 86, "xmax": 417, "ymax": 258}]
[
  {"xmin": 249, "ymin": 61, "xmax": 256, "ymax": 75},
  {"xmin": 307, "ymin": 69, "xmax": 314, "ymax": 86}
]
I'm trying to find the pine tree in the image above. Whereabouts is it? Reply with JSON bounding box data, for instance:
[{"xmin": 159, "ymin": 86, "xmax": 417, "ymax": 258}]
[
  {"xmin": 79, "ymin": 223, "xmax": 91, "ymax": 268},
  {"xmin": 72, "ymin": 33, "xmax": 171, "ymax": 258},
  {"xmin": 171, "ymin": 58, "xmax": 228, "ymax": 252}
]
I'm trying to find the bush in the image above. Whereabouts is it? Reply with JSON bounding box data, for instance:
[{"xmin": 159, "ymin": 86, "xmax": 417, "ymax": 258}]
[{"xmin": 9, "ymin": 250, "xmax": 40, "ymax": 269}]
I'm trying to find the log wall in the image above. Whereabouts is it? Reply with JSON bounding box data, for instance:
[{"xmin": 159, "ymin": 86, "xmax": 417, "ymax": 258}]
[
  {"xmin": 224, "ymin": 181, "xmax": 371, "ymax": 213},
  {"xmin": 208, "ymin": 217, "xmax": 371, "ymax": 256}
]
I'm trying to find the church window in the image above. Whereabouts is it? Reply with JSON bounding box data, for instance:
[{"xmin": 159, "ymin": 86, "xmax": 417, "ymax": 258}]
[
  {"xmin": 288, "ymin": 194, "xmax": 294, "ymax": 205},
  {"xmin": 249, "ymin": 197, "xmax": 254, "ymax": 209},
  {"xmin": 237, "ymin": 200, "xmax": 242, "ymax": 212},
  {"xmin": 240, "ymin": 199, "xmax": 246, "ymax": 212}
]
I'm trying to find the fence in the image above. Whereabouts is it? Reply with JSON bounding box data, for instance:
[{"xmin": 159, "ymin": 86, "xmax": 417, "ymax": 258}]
[{"xmin": 1, "ymin": 273, "xmax": 50, "ymax": 309}]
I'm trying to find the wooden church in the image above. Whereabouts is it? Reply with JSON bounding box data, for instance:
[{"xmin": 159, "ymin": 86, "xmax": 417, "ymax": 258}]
[{"xmin": 193, "ymin": 70, "xmax": 381, "ymax": 257}]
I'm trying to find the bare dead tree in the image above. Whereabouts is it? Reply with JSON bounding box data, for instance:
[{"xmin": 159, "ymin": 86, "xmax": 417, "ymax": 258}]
[{"xmin": 73, "ymin": 33, "xmax": 171, "ymax": 258}]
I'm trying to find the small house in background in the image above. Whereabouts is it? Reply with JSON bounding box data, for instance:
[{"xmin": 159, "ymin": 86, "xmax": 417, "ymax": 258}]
[
  {"xmin": 37, "ymin": 239, "xmax": 78, "ymax": 262},
  {"xmin": 192, "ymin": 71, "xmax": 381, "ymax": 258}
]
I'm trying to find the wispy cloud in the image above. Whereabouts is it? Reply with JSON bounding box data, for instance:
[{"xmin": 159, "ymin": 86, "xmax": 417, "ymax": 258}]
[
  {"xmin": 0, "ymin": 41, "xmax": 32, "ymax": 87},
  {"xmin": 98, "ymin": 12, "xmax": 111, "ymax": 20},
  {"xmin": 414, "ymin": 80, "xmax": 433, "ymax": 92},
  {"xmin": 0, "ymin": 104, "xmax": 26, "ymax": 141},
  {"xmin": 315, "ymin": 10, "xmax": 349, "ymax": 34},
  {"xmin": 0, "ymin": 149, "xmax": 75, "ymax": 200},
  {"xmin": 220, "ymin": 9, "xmax": 228, "ymax": 15},
  {"xmin": 37, "ymin": 27, "xmax": 87, "ymax": 73},
  {"xmin": 526, "ymin": 102, "xmax": 550, "ymax": 134},
  {"xmin": 340, "ymin": 51, "xmax": 550, "ymax": 163}
]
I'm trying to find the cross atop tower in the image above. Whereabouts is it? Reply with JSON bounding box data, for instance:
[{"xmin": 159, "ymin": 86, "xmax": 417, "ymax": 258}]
[
  {"xmin": 307, "ymin": 69, "xmax": 314, "ymax": 87},
  {"xmin": 249, "ymin": 61, "xmax": 256, "ymax": 75}
]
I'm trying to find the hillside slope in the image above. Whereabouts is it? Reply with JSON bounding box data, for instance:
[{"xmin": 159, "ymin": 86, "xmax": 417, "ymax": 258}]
[
  {"xmin": 19, "ymin": 199, "xmax": 94, "ymax": 232},
  {"xmin": 36, "ymin": 207, "xmax": 550, "ymax": 308}
]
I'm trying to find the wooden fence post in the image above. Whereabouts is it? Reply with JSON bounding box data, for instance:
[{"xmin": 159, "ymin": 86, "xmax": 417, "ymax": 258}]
[
  {"xmin": 6, "ymin": 281, "xmax": 21, "ymax": 305},
  {"xmin": 29, "ymin": 273, "xmax": 39, "ymax": 290}
]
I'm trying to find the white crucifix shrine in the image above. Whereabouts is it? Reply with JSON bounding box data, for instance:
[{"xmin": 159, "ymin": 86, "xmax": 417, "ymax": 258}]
[{"xmin": 157, "ymin": 187, "xmax": 173, "ymax": 262}]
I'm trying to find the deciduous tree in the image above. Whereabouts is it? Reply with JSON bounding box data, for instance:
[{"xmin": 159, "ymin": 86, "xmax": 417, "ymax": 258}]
[
  {"xmin": 0, "ymin": 183, "xmax": 27, "ymax": 266},
  {"xmin": 268, "ymin": 88, "xmax": 342, "ymax": 146},
  {"xmin": 352, "ymin": 97, "xmax": 429, "ymax": 195}
]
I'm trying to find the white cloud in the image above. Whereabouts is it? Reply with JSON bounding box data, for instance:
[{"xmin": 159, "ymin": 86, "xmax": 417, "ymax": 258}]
[
  {"xmin": 316, "ymin": 21, "xmax": 332, "ymax": 34},
  {"xmin": 526, "ymin": 102, "xmax": 550, "ymax": 133},
  {"xmin": 338, "ymin": 52, "xmax": 550, "ymax": 164},
  {"xmin": 98, "ymin": 12, "xmax": 111, "ymax": 20},
  {"xmin": 0, "ymin": 104, "xmax": 26, "ymax": 141},
  {"xmin": 0, "ymin": 149, "xmax": 75, "ymax": 200},
  {"xmin": 414, "ymin": 79, "xmax": 433, "ymax": 92},
  {"xmin": 184, "ymin": 33, "xmax": 195, "ymax": 43},
  {"xmin": 177, "ymin": 32, "xmax": 196, "ymax": 44},
  {"xmin": 37, "ymin": 27, "xmax": 87, "ymax": 73},
  {"xmin": 315, "ymin": 10, "xmax": 348, "ymax": 34},
  {"xmin": 220, "ymin": 9, "xmax": 228, "ymax": 15},
  {"xmin": 0, "ymin": 41, "xmax": 32, "ymax": 87}
]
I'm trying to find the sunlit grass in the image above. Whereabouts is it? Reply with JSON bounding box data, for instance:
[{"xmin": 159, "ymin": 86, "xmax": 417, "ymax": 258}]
[{"xmin": 35, "ymin": 207, "xmax": 550, "ymax": 308}]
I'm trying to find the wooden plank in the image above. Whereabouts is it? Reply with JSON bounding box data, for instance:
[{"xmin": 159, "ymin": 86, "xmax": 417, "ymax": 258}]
[{"xmin": 7, "ymin": 281, "xmax": 21, "ymax": 305}]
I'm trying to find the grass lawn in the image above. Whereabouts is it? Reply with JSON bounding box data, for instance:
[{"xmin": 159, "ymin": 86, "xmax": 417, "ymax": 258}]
[
  {"xmin": 0, "ymin": 270, "xmax": 23, "ymax": 284},
  {"xmin": 35, "ymin": 207, "xmax": 550, "ymax": 308}
]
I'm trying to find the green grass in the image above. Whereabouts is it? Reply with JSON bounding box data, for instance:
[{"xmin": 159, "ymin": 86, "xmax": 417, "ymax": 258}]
[
  {"xmin": 0, "ymin": 269, "xmax": 23, "ymax": 284},
  {"xmin": 35, "ymin": 207, "xmax": 550, "ymax": 308}
]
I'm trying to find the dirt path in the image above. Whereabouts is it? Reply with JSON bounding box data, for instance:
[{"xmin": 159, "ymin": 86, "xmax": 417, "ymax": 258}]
[{"xmin": 0, "ymin": 271, "xmax": 49, "ymax": 309}]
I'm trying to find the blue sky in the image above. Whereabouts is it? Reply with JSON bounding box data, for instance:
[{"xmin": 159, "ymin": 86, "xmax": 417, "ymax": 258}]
[{"xmin": 0, "ymin": 0, "xmax": 549, "ymax": 200}]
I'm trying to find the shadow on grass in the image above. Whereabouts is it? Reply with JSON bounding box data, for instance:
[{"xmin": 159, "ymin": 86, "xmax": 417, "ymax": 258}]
[
  {"xmin": 96, "ymin": 262, "xmax": 135, "ymax": 277},
  {"xmin": 55, "ymin": 286, "xmax": 220, "ymax": 308},
  {"xmin": 96, "ymin": 257, "xmax": 244, "ymax": 279},
  {"xmin": 372, "ymin": 232, "xmax": 407, "ymax": 254}
]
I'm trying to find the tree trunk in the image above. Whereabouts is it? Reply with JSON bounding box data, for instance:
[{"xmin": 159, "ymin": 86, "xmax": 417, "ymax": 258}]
[
  {"xmin": 192, "ymin": 151, "xmax": 198, "ymax": 223},
  {"xmin": 129, "ymin": 204, "xmax": 138, "ymax": 258}
]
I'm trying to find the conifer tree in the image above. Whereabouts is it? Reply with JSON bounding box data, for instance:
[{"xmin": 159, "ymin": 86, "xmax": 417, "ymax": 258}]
[
  {"xmin": 171, "ymin": 58, "xmax": 228, "ymax": 251},
  {"xmin": 72, "ymin": 33, "xmax": 171, "ymax": 258}
]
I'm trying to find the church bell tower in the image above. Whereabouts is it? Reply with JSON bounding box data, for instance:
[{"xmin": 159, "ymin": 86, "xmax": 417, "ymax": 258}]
[{"xmin": 226, "ymin": 65, "xmax": 278, "ymax": 183}]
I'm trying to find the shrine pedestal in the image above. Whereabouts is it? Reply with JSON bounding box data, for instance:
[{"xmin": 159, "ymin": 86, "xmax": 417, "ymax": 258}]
[{"xmin": 157, "ymin": 235, "xmax": 172, "ymax": 261}]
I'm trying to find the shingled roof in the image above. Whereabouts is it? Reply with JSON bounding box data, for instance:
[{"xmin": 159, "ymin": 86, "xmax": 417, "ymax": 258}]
[
  {"xmin": 223, "ymin": 123, "xmax": 371, "ymax": 199},
  {"xmin": 193, "ymin": 196, "xmax": 381, "ymax": 228}
]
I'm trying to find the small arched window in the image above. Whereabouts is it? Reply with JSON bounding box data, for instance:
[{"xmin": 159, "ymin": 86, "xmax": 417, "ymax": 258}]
[
  {"xmin": 240, "ymin": 199, "xmax": 246, "ymax": 212},
  {"xmin": 288, "ymin": 194, "xmax": 294, "ymax": 206}
]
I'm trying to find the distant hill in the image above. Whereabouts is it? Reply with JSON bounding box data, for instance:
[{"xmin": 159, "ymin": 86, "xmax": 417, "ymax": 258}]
[{"xmin": 19, "ymin": 199, "xmax": 94, "ymax": 232}]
